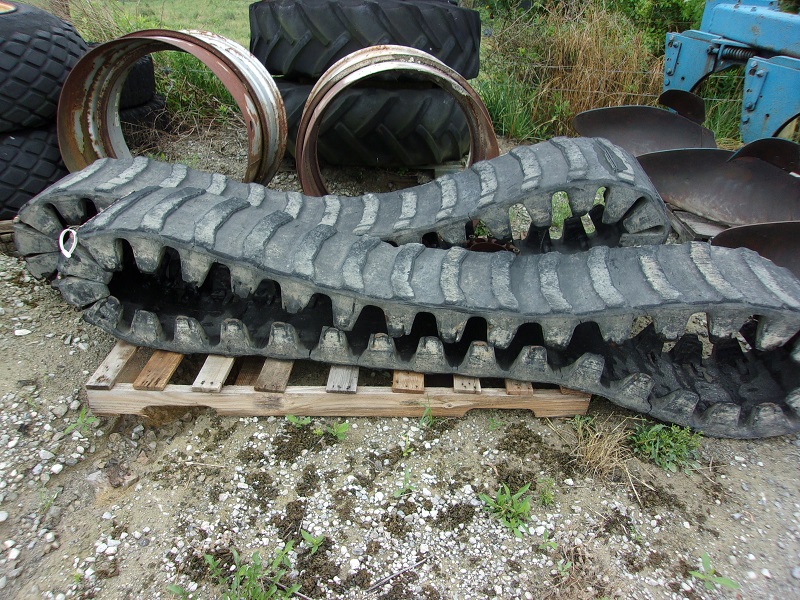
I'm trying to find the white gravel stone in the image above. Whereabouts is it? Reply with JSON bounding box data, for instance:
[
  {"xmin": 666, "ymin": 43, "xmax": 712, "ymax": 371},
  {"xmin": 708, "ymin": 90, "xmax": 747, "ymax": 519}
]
[{"xmin": 0, "ymin": 512, "xmax": 7, "ymax": 523}]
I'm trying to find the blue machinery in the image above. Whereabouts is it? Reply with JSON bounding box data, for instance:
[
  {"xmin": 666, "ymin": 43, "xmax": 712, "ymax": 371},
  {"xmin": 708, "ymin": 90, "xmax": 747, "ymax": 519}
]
[{"xmin": 663, "ymin": 0, "xmax": 800, "ymax": 142}]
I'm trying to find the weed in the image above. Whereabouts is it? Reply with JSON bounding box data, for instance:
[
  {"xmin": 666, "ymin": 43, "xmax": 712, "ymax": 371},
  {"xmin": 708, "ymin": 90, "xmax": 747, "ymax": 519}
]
[
  {"xmin": 418, "ymin": 403, "xmax": 439, "ymax": 430},
  {"xmin": 479, "ymin": 482, "xmax": 532, "ymax": 537},
  {"xmin": 688, "ymin": 552, "xmax": 740, "ymax": 591},
  {"xmin": 65, "ymin": 406, "xmax": 99, "ymax": 437},
  {"xmin": 536, "ymin": 476, "xmax": 555, "ymax": 507},
  {"xmin": 555, "ymin": 559, "xmax": 573, "ymax": 578},
  {"xmin": 400, "ymin": 435, "xmax": 415, "ymax": 458},
  {"xmin": 488, "ymin": 416, "xmax": 504, "ymax": 431},
  {"xmin": 324, "ymin": 421, "xmax": 350, "ymax": 441},
  {"xmin": 300, "ymin": 530, "xmax": 325, "ymax": 556},
  {"xmin": 629, "ymin": 422, "xmax": 701, "ymax": 473},
  {"xmin": 203, "ymin": 544, "xmax": 301, "ymax": 599},
  {"xmin": 538, "ymin": 530, "xmax": 558, "ymax": 552},
  {"xmin": 39, "ymin": 485, "xmax": 59, "ymax": 515},
  {"xmin": 285, "ymin": 415, "xmax": 311, "ymax": 429},
  {"xmin": 166, "ymin": 584, "xmax": 190, "ymax": 599},
  {"xmin": 393, "ymin": 468, "xmax": 415, "ymax": 498}
]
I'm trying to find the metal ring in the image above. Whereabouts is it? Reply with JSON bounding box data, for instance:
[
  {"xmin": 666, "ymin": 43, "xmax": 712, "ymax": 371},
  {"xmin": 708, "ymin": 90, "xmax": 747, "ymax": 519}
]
[
  {"xmin": 57, "ymin": 29, "xmax": 287, "ymax": 184},
  {"xmin": 295, "ymin": 45, "xmax": 499, "ymax": 196}
]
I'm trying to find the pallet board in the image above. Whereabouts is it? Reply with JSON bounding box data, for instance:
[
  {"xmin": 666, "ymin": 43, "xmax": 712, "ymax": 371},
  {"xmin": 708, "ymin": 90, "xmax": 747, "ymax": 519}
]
[{"xmin": 86, "ymin": 342, "xmax": 591, "ymax": 418}]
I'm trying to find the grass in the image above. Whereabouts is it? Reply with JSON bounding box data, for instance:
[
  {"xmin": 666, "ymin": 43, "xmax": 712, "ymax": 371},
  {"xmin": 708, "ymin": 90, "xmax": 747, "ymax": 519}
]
[
  {"xmin": 629, "ymin": 422, "xmax": 701, "ymax": 473},
  {"xmin": 168, "ymin": 545, "xmax": 300, "ymax": 599},
  {"xmin": 567, "ymin": 415, "xmax": 632, "ymax": 480},
  {"xmin": 480, "ymin": 3, "xmax": 662, "ymax": 141},
  {"xmin": 688, "ymin": 552, "xmax": 740, "ymax": 591},
  {"xmin": 479, "ymin": 482, "xmax": 532, "ymax": 537}
]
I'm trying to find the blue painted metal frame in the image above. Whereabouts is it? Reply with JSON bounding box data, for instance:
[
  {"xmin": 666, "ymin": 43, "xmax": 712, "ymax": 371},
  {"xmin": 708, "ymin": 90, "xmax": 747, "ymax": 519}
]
[{"xmin": 662, "ymin": 0, "xmax": 800, "ymax": 142}]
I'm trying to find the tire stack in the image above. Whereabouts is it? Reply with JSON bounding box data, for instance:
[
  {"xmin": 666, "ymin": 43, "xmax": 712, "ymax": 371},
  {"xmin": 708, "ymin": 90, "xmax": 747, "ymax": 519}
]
[
  {"xmin": 0, "ymin": 2, "xmax": 86, "ymax": 221},
  {"xmin": 249, "ymin": 0, "xmax": 482, "ymax": 167}
]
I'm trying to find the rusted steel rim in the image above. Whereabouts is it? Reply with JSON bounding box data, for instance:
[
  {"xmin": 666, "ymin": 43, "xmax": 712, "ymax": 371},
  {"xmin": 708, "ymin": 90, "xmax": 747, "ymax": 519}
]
[
  {"xmin": 295, "ymin": 45, "xmax": 499, "ymax": 196},
  {"xmin": 57, "ymin": 29, "xmax": 287, "ymax": 184}
]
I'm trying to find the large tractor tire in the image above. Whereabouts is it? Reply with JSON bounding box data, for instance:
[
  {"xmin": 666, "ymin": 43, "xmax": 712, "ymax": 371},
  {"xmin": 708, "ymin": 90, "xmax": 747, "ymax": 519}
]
[
  {"xmin": 249, "ymin": 0, "xmax": 481, "ymax": 79},
  {"xmin": 0, "ymin": 2, "xmax": 88, "ymax": 133}
]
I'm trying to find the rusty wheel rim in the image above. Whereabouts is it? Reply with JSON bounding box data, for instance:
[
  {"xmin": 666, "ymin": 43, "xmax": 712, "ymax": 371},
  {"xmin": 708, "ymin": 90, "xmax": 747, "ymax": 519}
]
[{"xmin": 294, "ymin": 45, "xmax": 499, "ymax": 196}]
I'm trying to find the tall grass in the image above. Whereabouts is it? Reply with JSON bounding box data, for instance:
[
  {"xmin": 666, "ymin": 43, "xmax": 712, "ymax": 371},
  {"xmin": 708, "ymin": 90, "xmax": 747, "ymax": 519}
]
[
  {"xmin": 480, "ymin": 3, "xmax": 662, "ymax": 141},
  {"xmin": 34, "ymin": 0, "xmax": 244, "ymax": 131}
]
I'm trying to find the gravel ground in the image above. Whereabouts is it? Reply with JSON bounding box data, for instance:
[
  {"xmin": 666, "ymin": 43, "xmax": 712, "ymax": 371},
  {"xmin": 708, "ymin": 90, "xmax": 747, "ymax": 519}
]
[{"xmin": 1, "ymin": 130, "xmax": 799, "ymax": 599}]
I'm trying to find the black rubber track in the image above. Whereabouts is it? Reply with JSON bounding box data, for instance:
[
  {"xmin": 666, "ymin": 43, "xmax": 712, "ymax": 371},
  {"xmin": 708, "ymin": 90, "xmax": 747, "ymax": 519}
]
[
  {"xmin": 0, "ymin": 2, "xmax": 88, "ymax": 133},
  {"xmin": 249, "ymin": 0, "xmax": 481, "ymax": 79},
  {"xmin": 278, "ymin": 80, "xmax": 469, "ymax": 166},
  {"xmin": 0, "ymin": 126, "xmax": 68, "ymax": 221}
]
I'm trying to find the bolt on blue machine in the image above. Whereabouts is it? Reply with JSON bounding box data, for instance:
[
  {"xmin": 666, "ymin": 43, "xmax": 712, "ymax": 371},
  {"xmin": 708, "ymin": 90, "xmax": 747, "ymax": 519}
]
[{"xmin": 664, "ymin": 0, "xmax": 800, "ymax": 142}]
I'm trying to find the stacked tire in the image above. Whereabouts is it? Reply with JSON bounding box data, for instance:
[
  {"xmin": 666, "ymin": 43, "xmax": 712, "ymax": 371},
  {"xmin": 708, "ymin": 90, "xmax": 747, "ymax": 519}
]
[
  {"xmin": 0, "ymin": 2, "xmax": 86, "ymax": 221},
  {"xmin": 249, "ymin": 0, "xmax": 482, "ymax": 167}
]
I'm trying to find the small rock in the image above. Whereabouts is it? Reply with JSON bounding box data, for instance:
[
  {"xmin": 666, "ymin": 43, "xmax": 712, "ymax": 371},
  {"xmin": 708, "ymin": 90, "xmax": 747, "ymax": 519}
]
[
  {"xmin": 0, "ymin": 512, "xmax": 7, "ymax": 523},
  {"xmin": 50, "ymin": 464, "xmax": 63, "ymax": 475},
  {"xmin": 349, "ymin": 558, "xmax": 360, "ymax": 570},
  {"xmin": 7, "ymin": 548, "xmax": 20, "ymax": 561},
  {"xmin": 791, "ymin": 566, "xmax": 800, "ymax": 580},
  {"xmin": 761, "ymin": 568, "xmax": 771, "ymax": 579},
  {"xmin": 13, "ymin": 329, "xmax": 31, "ymax": 336},
  {"xmin": 51, "ymin": 405, "xmax": 68, "ymax": 418},
  {"xmin": 564, "ymin": 478, "xmax": 574, "ymax": 486},
  {"xmin": 39, "ymin": 450, "xmax": 55, "ymax": 461}
]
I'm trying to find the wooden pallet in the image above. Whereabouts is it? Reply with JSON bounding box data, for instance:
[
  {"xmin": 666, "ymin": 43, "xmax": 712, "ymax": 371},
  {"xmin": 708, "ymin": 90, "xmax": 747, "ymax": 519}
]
[
  {"xmin": 85, "ymin": 341, "xmax": 591, "ymax": 418},
  {"xmin": 0, "ymin": 220, "xmax": 13, "ymax": 244}
]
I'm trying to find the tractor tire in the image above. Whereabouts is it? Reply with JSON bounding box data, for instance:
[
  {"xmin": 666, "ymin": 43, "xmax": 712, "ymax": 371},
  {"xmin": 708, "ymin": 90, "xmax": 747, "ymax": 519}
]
[
  {"xmin": 249, "ymin": 0, "xmax": 481, "ymax": 79},
  {"xmin": 278, "ymin": 80, "xmax": 469, "ymax": 166},
  {"xmin": 0, "ymin": 2, "xmax": 88, "ymax": 133},
  {"xmin": 0, "ymin": 126, "xmax": 68, "ymax": 221}
]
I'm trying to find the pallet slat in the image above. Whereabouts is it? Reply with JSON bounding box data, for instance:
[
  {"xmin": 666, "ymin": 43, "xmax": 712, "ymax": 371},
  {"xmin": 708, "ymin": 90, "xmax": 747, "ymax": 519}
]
[
  {"xmin": 326, "ymin": 365, "xmax": 359, "ymax": 394},
  {"xmin": 254, "ymin": 358, "xmax": 294, "ymax": 392},
  {"xmin": 132, "ymin": 351, "xmax": 184, "ymax": 391},
  {"xmin": 392, "ymin": 371, "xmax": 425, "ymax": 394},
  {"xmin": 453, "ymin": 374, "xmax": 480, "ymax": 394},
  {"xmin": 86, "ymin": 341, "xmax": 138, "ymax": 390},
  {"xmin": 192, "ymin": 355, "xmax": 235, "ymax": 393}
]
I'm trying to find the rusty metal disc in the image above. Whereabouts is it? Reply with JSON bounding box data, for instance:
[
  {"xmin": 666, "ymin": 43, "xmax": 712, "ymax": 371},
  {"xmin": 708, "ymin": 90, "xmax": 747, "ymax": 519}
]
[
  {"xmin": 57, "ymin": 29, "xmax": 287, "ymax": 184},
  {"xmin": 638, "ymin": 148, "xmax": 800, "ymax": 227},
  {"xmin": 712, "ymin": 221, "xmax": 800, "ymax": 279},
  {"xmin": 730, "ymin": 137, "xmax": 800, "ymax": 174},
  {"xmin": 657, "ymin": 90, "xmax": 706, "ymax": 125},
  {"xmin": 294, "ymin": 45, "xmax": 499, "ymax": 196},
  {"xmin": 572, "ymin": 105, "xmax": 716, "ymax": 156}
]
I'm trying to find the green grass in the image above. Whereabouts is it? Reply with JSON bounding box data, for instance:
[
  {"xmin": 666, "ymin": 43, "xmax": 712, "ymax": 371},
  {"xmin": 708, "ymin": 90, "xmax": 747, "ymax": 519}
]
[
  {"xmin": 629, "ymin": 422, "xmax": 701, "ymax": 473},
  {"xmin": 479, "ymin": 482, "xmax": 533, "ymax": 538}
]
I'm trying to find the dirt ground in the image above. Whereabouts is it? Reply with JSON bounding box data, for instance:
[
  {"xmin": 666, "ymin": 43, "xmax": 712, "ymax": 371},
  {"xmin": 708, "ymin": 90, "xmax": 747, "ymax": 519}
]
[{"xmin": 0, "ymin": 126, "xmax": 799, "ymax": 599}]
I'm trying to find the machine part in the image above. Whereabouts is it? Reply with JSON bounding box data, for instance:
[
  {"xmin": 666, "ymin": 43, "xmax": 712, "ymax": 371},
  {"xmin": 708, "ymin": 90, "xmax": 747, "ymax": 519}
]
[
  {"xmin": 740, "ymin": 55, "xmax": 800, "ymax": 140},
  {"xmin": 23, "ymin": 169, "xmax": 800, "ymax": 439},
  {"xmin": 712, "ymin": 221, "xmax": 800, "ymax": 279},
  {"xmin": 294, "ymin": 45, "xmax": 499, "ymax": 195},
  {"xmin": 13, "ymin": 141, "xmax": 667, "ymax": 278},
  {"xmin": 0, "ymin": 2, "xmax": 88, "ymax": 133},
  {"xmin": 277, "ymin": 80, "xmax": 469, "ymax": 167},
  {"xmin": 87, "ymin": 43, "xmax": 156, "ymax": 110},
  {"xmin": 0, "ymin": 126, "xmax": 68, "ymax": 221},
  {"xmin": 572, "ymin": 91, "xmax": 717, "ymax": 157},
  {"xmin": 662, "ymin": 1, "xmax": 800, "ymax": 143},
  {"xmin": 730, "ymin": 136, "xmax": 800, "ymax": 173},
  {"xmin": 249, "ymin": 0, "xmax": 481, "ymax": 79},
  {"xmin": 57, "ymin": 29, "xmax": 287, "ymax": 185},
  {"xmin": 638, "ymin": 141, "xmax": 800, "ymax": 227}
]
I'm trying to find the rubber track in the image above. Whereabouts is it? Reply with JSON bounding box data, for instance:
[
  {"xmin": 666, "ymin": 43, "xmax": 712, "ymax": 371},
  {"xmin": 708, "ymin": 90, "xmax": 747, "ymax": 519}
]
[
  {"xmin": 67, "ymin": 196, "xmax": 800, "ymax": 437},
  {"xmin": 249, "ymin": 0, "xmax": 481, "ymax": 79},
  {"xmin": 278, "ymin": 80, "xmax": 470, "ymax": 167},
  {"xmin": 13, "ymin": 139, "xmax": 667, "ymax": 279},
  {"xmin": 20, "ymin": 172, "xmax": 800, "ymax": 437}
]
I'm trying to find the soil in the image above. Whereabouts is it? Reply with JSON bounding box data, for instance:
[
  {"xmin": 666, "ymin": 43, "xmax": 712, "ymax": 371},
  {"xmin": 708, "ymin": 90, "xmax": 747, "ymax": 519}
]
[{"xmin": 0, "ymin": 124, "xmax": 798, "ymax": 599}]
